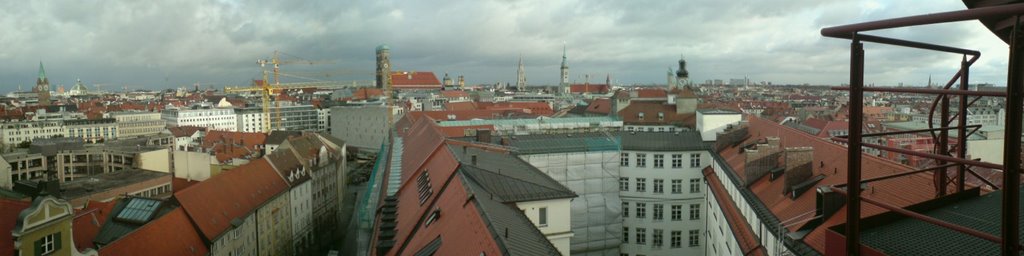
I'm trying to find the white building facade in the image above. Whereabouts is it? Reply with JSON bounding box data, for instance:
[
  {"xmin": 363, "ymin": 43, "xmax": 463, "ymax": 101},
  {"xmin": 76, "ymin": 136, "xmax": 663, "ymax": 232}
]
[
  {"xmin": 619, "ymin": 132, "xmax": 710, "ymax": 256},
  {"xmin": 162, "ymin": 106, "xmax": 237, "ymax": 131}
]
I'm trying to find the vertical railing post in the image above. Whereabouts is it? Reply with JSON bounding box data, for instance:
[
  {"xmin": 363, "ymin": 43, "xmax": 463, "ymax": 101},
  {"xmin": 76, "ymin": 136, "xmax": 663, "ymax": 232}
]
[
  {"xmin": 847, "ymin": 36, "xmax": 865, "ymax": 256},
  {"xmin": 1002, "ymin": 16, "xmax": 1023, "ymax": 256},
  {"xmin": 957, "ymin": 55, "xmax": 969, "ymax": 193}
]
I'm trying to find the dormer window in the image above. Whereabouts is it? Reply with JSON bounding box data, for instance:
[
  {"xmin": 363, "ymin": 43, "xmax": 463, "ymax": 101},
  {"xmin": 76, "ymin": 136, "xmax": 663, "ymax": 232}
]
[
  {"xmin": 638, "ymin": 112, "xmax": 645, "ymax": 121},
  {"xmin": 658, "ymin": 112, "xmax": 665, "ymax": 121}
]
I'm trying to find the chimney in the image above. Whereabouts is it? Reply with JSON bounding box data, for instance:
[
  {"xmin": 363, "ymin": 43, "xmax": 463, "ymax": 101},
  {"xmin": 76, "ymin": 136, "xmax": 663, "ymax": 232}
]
[
  {"xmin": 476, "ymin": 129, "xmax": 491, "ymax": 143},
  {"xmin": 816, "ymin": 186, "xmax": 845, "ymax": 221},
  {"xmin": 743, "ymin": 143, "xmax": 781, "ymax": 185},
  {"xmin": 783, "ymin": 147, "xmax": 814, "ymax": 195},
  {"xmin": 500, "ymin": 137, "xmax": 510, "ymax": 146},
  {"xmin": 766, "ymin": 137, "xmax": 781, "ymax": 148}
]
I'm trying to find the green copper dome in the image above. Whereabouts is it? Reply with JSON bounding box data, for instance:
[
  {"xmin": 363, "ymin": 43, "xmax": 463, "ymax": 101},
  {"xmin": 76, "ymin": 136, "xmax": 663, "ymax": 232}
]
[{"xmin": 376, "ymin": 44, "xmax": 390, "ymax": 52}]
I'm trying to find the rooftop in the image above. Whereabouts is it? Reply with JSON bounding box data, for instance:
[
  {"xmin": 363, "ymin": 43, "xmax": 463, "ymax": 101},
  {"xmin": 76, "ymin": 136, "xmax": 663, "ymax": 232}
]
[{"xmin": 60, "ymin": 169, "xmax": 170, "ymax": 201}]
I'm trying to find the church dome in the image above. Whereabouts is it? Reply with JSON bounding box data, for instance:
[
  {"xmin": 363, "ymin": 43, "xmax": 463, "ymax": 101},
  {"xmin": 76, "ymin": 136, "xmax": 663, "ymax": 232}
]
[{"xmin": 376, "ymin": 44, "xmax": 390, "ymax": 52}]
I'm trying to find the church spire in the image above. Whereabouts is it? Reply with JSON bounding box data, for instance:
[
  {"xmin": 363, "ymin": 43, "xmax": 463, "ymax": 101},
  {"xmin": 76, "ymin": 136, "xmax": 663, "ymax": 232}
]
[
  {"xmin": 38, "ymin": 62, "xmax": 47, "ymax": 83},
  {"xmin": 516, "ymin": 54, "xmax": 526, "ymax": 92}
]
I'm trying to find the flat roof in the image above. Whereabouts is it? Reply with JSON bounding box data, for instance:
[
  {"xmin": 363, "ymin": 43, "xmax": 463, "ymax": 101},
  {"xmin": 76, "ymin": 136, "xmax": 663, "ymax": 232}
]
[
  {"xmin": 857, "ymin": 188, "xmax": 1018, "ymax": 255},
  {"xmin": 61, "ymin": 169, "xmax": 170, "ymax": 200}
]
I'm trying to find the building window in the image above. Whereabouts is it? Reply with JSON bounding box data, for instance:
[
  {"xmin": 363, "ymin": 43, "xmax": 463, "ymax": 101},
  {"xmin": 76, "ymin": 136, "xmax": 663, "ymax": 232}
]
[
  {"xmin": 653, "ymin": 204, "xmax": 664, "ymax": 221},
  {"xmin": 636, "ymin": 154, "xmax": 647, "ymax": 167},
  {"xmin": 688, "ymin": 230, "xmax": 700, "ymax": 247},
  {"xmin": 690, "ymin": 204, "xmax": 701, "ymax": 220},
  {"xmin": 671, "ymin": 230, "xmax": 682, "ymax": 248},
  {"xmin": 671, "ymin": 154, "xmax": 682, "ymax": 168},
  {"xmin": 620, "ymin": 153, "xmax": 630, "ymax": 167},
  {"xmin": 636, "ymin": 203, "xmax": 647, "ymax": 219},
  {"xmin": 638, "ymin": 113, "xmax": 645, "ymax": 121},
  {"xmin": 690, "ymin": 178, "xmax": 701, "ymax": 193},
  {"xmin": 653, "ymin": 179, "xmax": 664, "ymax": 193},
  {"xmin": 653, "ymin": 229, "xmax": 664, "ymax": 247},
  {"xmin": 636, "ymin": 178, "xmax": 646, "ymax": 192},
  {"xmin": 416, "ymin": 171, "xmax": 433, "ymax": 205},
  {"xmin": 671, "ymin": 205, "xmax": 682, "ymax": 221},
  {"xmin": 39, "ymin": 232, "xmax": 58, "ymax": 254},
  {"xmin": 623, "ymin": 227, "xmax": 629, "ymax": 243},
  {"xmin": 636, "ymin": 228, "xmax": 647, "ymax": 245},
  {"xmin": 690, "ymin": 153, "xmax": 701, "ymax": 167},
  {"xmin": 623, "ymin": 202, "xmax": 629, "ymax": 218},
  {"xmin": 620, "ymin": 177, "xmax": 629, "ymax": 191},
  {"xmin": 658, "ymin": 112, "xmax": 665, "ymax": 121},
  {"xmin": 539, "ymin": 207, "xmax": 548, "ymax": 227},
  {"xmin": 653, "ymin": 154, "xmax": 664, "ymax": 168},
  {"xmin": 672, "ymin": 179, "xmax": 683, "ymax": 194}
]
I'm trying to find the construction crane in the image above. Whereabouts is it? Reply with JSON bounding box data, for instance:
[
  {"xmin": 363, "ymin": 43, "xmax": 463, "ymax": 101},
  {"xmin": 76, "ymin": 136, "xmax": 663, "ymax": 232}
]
[{"xmin": 223, "ymin": 50, "xmax": 372, "ymax": 133}]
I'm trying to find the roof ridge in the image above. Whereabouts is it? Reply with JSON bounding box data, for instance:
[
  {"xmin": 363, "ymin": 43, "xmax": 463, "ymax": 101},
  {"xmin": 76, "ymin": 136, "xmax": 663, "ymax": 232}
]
[{"xmin": 459, "ymin": 164, "xmax": 574, "ymax": 202}]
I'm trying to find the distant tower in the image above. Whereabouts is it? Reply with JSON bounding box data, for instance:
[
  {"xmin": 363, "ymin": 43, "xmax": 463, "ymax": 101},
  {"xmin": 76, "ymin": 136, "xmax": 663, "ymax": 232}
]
[
  {"xmin": 560, "ymin": 44, "xmax": 569, "ymax": 92},
  {"xmin": 442, "ymin": 73, "xmax": 453, "ymax": 86},
  {"xmin": 34, "ymin": 62, "xmax": 51, "ymax": 106},
  {"xmin": 606, "ymin": 74, "xmax": 611, "ymax": 87},
  {"xmin": 375, "ymin": 44, "xmax": 391, "ymax": 89},
  {"xmin": 516, "ymin": 55, "xmax": 526, "ymax": 92},
  {"xmin": 458, "ymin": 75, "xmax": 465, "ymax": 89},
  {"xmin": 927, "ymin": 74, "xmax": 933, "ymax": 88},
  {"xmin": 676, "ymin": 56, "xmax": 690, "ymax": 88},
  {"xmin": 667, "ymin": 67, "xmax": 676, "ymax": 89}
]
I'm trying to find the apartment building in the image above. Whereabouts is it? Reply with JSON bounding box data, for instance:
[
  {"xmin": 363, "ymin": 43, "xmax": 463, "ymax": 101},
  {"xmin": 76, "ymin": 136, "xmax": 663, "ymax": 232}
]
[
  {"xmin": 162, "ymin": 105, "xmax": 237, "ymax": 131},
  {"xmin": 106, "ymin": 111, "xmax": 165, "ymax": 138},
  {"xmin": 236, "ymin": 103, "xmax": 318, "ymax": 132},
  {"xmin": 619, "ymin": 131, "xmax": 710, "ymax": 256}
]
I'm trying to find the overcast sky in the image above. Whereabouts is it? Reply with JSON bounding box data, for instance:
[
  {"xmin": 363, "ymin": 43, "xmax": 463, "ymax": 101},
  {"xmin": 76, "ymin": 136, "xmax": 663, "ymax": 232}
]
[{"xmin": 0, "ymin": 0, "xmax": 1012, "ymax": 93}]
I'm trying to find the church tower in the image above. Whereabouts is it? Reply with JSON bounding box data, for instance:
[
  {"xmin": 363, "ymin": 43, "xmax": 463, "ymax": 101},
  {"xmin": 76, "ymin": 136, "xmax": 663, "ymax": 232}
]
[
  {"xmin": 516, "ymin": 55, "xmax": 526, "ymax": 92},
  {"xmin": 375, "ymin": 44, "xmax": 391, "ymax": 89},
  {"xmin": 560, "ymin": 45, "xmax": 569, "ymax": 93},
  {"xmin": 35, "ymin": 62, "xmax": 51, "ymax": 106},
  {"xmin": 676, "ymin": 56, "xmax": 690, "ymax": 88},
  {"xmin": 667, "ymin": 67, "xmax": 676, "ymax": 89}
]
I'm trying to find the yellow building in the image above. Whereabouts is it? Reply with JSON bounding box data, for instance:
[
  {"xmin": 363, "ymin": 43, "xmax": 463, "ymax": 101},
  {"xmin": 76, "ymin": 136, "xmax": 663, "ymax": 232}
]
[{"xmin": 11, "ymin": 195, "xmax": 97, "ymax": 256}]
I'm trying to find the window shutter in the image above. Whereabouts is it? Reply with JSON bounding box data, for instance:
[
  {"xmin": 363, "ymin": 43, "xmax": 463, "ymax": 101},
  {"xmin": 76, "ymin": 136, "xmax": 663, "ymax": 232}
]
[
  {"xmin": 34, "ymin": 238, "xmax": 42, "ymax": 256},
  {"xmin": 54, "ymin": 232, "xmax": 62, "ymax": 251}
]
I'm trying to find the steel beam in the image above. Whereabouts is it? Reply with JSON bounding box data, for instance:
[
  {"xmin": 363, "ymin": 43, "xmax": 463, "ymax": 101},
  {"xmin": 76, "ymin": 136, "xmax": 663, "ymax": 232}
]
[
  {"xmin": 938, "ymin": 84, "xmax": 951, "ymax": 196},
  {"xmin": 832, "ymin": 137, "xmax": 1004, "ymax": 170},
  {"xmin": 829, "ymin": 187, "xmax": 1005, "ymax": 245},
  {"xmin": 831, "ymin": 86, "xmax": 1007, "ymax": 97},
  {"xmin": 846, "ymin": 38, "xmax": 864, "ymax": 256},
  {"xmin": 834, "ymin": 125, "xmax": 981, "ymax": 139},
  {"xmin": 957, "ymin": 57, "xmax": 970, "ymax": 193},
  {"xmin": 821, "ymin": 3, "xmax": 1024, "ymax": 37},
  {"xmin": 832, "ymin": 163, "xmax": 958, "ymax": 188},
  {"xmin": 1001, "ymin": 16, "xmax": 1023, "ymax": 256}
]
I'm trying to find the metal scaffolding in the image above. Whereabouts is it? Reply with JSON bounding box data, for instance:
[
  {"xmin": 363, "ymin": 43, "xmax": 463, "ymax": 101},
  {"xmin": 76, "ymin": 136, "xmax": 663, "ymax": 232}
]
[{"xmin": 821, "ymin": 2, "xmax": 1024, "ymax": 256}]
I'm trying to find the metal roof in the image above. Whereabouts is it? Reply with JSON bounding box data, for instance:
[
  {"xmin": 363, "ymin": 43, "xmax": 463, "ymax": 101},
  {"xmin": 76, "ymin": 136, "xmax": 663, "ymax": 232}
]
[
  {"xmin": 451, "ymin": 145, "xmax": 576, "ymax": 203},
  {"xmin": 617, "ymin": 131, "xmax": 707, "ymax": 151},
  {"xmin": 463, "ymin": 178, "xmax": 563, "ymax": 256},
  {"xmin": 859, "ymin": 188, "xmax": 1018, "ymax": 255},
  {"xmin": 437, "ymin": 116, "xmax": 619, "ymax": 127},
  {"xmin": 505, "ymin": 132, "xmax": 620, "ymax": 155}
]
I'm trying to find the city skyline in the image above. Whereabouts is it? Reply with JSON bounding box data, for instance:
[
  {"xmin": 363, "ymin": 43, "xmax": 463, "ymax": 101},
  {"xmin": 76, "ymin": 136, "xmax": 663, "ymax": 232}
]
[{"xmin": 0, "ymin": 0, "xmax": 1013, "ymax": 93}]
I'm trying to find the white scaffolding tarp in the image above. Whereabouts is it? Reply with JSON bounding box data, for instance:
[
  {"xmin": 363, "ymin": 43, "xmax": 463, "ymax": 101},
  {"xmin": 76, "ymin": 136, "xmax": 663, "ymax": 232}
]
[{"xmin": 521, "ymin": 150, "xmax": 623, "ymax": 255}]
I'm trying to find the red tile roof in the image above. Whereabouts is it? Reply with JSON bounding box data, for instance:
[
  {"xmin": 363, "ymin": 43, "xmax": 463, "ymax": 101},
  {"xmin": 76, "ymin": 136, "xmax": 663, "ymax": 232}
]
[
  {"xmin": 174, "ymin": 158, "xmax": 287, "ymax": 241},
  {"xmin": 351, "ymin": 88, "xmax": 384, "ymax": 101},
  {"xmin": 439, "ymin": 90, "xmax": 470, "ymax": 98},
  {"xmin": 0, "ymin": 198, "xmax": 32, "ymax": 254},
  {"xmin": 73, "ymin": 200, "xmax": 118, "ymax": 252},
  {"xmin": 201, "ymin": 130, "xmax": 267, "ymax": 162},
  {"xmin": 586, "ymin": 98, "xmax": 611, "ymax": 115},
  {"xmin": 98, "ymin": 208, "xmax": 209, "ymax": 256},
  {"xmin": 475, "ymin": 102, "xmax": 554, "ymax": 116},
  {"xmin": 717, "ymin": 116, "xmax": 935, "ymax": 253},
  {"xmin": 390, "ymin": 71, "xmax": 442, "ymax": 89},
  {"xmin": 617, "ymin": 101, "xmax": 695, "ymax": 127},
  {"xmin": 444, "ymin": 101, "xmax": 477, "ymax": 111},
  {"xmin": 704, "ymin": 167, "xmax": 767, "ymax": 256},
  {"xmin": 167, "ymin": 126, "xmax": 206, "ymax": 138},
  {"xmin": 568, "ymin": 83, "xmax": 610, "ymax": 94},
  {"xmin": 171, "ymin": 177, "xmax": 200, "ymax": 192}
]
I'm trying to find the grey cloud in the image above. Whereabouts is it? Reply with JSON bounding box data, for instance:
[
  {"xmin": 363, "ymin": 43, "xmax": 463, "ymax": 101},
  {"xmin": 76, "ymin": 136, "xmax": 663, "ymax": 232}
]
[{"xmin": 0, "ymin": 0, "xmax": 1012, "ymax": 93}]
